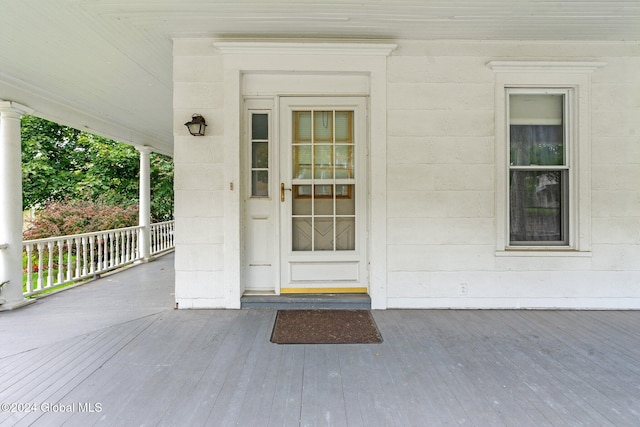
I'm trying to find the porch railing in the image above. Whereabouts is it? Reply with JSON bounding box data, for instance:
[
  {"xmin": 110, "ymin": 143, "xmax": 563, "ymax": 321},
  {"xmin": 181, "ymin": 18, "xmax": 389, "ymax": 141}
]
[
  {"xmin": 151, "ymin": 220, "xmax": 175, "ymax": 254},
  {"xmin": 22, "ymin": 221, "xmax": 174, "ymax": 297}
]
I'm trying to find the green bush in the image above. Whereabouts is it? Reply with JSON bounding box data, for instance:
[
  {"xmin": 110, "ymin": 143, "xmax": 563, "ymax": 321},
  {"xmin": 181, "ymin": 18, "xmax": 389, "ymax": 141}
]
[{"xmin": 23, "ymin": 200, "xmax": 138, "ymax": 240}]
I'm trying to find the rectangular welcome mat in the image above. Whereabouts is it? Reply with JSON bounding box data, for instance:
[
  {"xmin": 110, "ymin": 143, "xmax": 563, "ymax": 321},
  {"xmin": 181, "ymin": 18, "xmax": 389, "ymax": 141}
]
[{"xmin": 271, "ymin": 309, "xmax": 382, "ymax": 344}]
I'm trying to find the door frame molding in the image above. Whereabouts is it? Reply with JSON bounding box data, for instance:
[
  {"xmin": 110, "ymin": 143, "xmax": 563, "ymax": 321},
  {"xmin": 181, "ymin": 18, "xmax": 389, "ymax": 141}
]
[{"xmin": 217, "ymin": 40, "xmax": 396, "ymax": 309}]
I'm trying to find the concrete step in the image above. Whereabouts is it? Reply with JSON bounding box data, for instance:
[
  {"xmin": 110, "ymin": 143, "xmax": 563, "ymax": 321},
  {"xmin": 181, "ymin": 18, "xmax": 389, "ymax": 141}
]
[{"xmin": 241, "ymin": 293, "xmax": 371, "ymax": 310}]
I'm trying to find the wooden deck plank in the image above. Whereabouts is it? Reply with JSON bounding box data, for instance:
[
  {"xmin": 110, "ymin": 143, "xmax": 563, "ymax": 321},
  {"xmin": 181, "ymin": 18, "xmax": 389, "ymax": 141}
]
[
  {"xmin": 459, "ymin": 310, "xmax": 634, "ymax": 426},
  {"xmin": 337, "ymin": 345, "xmax": 398, "ymax": 427},
  {"xmin": 299, "ymin": 344, "xmax": 350, "ymax": 426},
  {"xmin": 0, "ymin": 252, "xmax": 175, "ymax": 359},
  {"xmin": 516, "ymin": 310, "xmax": 640, "ymax": 424},
  {"xmin": 2, "ymin": 258, "xmax": 640, "ymax": 427},
  {"xmin": 0, "ymin": 316, "xmax": 158, "ymax": 426},
  {"xmin": 375, "ymin": 310, "xmax": 470, "ymax": 426},
  {"xmin": 81, "ymin": 312, "xmax": 215, "ymax": 426},
  {"xmin": 229, "ymin": 311, "xmax": 304, "ymax": 426},
  {"xmin": 559, "ymin": 311, "xmax": 640, "ymax": 376},
  {"xmin": 446, "ymin": 310, "xmax": 568, "ymax": 426},
  {"xmin": 501, "ymin": 310, "xmax": 619, "ymax": 424},
  {"xmin": 213, "ymin": 310, "xmax": 279, "ymax": 426},
  {"xmin": 453, "ymin": 310, "xmax": 567, "ymax": 426},
  {"xmin": 368, "ymin": 312, "xmax": 423, "ymax": 427},
  {"xmin": 263, "ymin": 344, "xmax": 306, "ymax": 426},
  {"xmin": 153, "ymin": 310, "xmax": 249, "ymax": 426}
]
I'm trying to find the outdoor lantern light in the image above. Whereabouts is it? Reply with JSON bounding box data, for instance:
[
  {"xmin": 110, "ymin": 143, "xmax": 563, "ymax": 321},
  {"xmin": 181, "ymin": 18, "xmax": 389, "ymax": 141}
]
[{"xmin": 184, "ymin": 114, "xmax": 207, "ymax": 136}]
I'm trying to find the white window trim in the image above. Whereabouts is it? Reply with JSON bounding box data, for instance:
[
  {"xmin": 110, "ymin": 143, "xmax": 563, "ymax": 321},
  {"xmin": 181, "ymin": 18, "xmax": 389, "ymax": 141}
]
[{"xmin": 488, "ymin": 61, "xmax": 605, "ymax": 256}]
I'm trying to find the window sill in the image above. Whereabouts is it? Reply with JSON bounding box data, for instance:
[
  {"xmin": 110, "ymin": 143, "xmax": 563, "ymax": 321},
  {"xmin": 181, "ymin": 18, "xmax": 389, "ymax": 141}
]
[{"xmin": 496, "ymin": 248, "xmax": 592, "ymax": 257}]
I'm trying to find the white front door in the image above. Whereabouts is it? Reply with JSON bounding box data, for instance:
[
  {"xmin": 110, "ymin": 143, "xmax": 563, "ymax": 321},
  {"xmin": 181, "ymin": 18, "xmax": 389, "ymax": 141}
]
[
  {"xmin": 243, "ymin": 98, "xmax": 278, "ymax": 292},
  {"xmin": 279, "ymin": 97, "xmax": 368, "ymax": 293}
]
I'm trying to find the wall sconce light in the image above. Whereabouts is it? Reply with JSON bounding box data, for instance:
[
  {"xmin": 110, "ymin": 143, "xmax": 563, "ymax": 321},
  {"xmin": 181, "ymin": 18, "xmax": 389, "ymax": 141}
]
[{"xmin": 184, "ymin": 114, "xmax": 207, "ymax": 136}]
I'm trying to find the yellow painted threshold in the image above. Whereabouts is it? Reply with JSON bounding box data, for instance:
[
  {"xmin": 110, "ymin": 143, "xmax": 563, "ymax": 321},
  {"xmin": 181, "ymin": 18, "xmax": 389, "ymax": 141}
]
[{"xmin": 280, "ymin": 287, "xmax": 368, "ymax": 294}]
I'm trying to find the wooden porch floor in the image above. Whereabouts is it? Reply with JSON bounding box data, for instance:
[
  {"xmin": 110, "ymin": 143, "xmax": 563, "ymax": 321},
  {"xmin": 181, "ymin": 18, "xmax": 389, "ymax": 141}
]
[{"xmin": 1, "ymin": 254, "xmax": 639, "ymax": 426}]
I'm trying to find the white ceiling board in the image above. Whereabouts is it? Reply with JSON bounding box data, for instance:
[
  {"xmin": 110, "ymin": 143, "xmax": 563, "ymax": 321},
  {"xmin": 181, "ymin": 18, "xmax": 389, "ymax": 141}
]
[{"xmin": 1, "ymin": 0, "xmax": 639, "ymax": 155}]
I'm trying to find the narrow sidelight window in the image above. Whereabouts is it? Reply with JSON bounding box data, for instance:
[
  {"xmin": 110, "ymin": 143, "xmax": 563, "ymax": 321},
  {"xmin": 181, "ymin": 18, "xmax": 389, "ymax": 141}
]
[
  {"xmin": 508, "ymin": 90, "xmax": 570, "ymax": 246},
  {"xmin": 250, "ymin": 113, "xmax": 269, "ymax": 197}
]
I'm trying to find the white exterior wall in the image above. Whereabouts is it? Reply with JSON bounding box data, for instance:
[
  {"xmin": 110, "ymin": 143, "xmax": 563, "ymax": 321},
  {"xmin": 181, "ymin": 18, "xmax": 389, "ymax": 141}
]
[
  {"xmin": 173, "ymin": 39, "xmax": 227, "ymax": 308},
  {"xmin": 173, "ymin": 38, "xmax": 640, "ymax": 309},
  {"xmin": 387, "ymin": 41, "xmax": 640, "ymax": 308}
]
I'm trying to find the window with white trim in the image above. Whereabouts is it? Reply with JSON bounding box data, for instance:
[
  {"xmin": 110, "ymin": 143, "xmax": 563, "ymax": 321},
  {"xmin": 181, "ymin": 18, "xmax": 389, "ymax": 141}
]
[
  {"xmin": 508, "ymin": 89, "xmax": 570, "ymax": 246},
  {"xmin": 488, "ymin": 61, "xmax": 604, "ymax": 254},
  {"xmin": 487, "ymin": 61, "xmax": 606, "ymax": 257}
]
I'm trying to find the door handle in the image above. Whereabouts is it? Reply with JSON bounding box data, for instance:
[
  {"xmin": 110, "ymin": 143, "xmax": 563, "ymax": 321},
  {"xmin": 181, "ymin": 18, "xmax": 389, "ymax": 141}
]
[{"xmin": 280, "ymin": 183, "xmax": 291, "ymax": 202}]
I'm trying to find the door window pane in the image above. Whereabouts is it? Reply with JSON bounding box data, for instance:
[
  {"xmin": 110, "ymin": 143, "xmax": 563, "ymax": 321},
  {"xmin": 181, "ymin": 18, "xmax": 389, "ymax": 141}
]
[
  {"xmin": 335, "ymin": 145, "xmax": 353, "ymax": 178},
  {"xmin": 314, "ymin": 145, "xmax": 333, "ymax": 179},
  {"xmin": 292, "ymin": 218, "xmax": 312, "ymax": 251},
  {"xmin": 295, "ymin": 112, "xmax": 312, "ymax": 142},
  {"xmin": 314, "ymin": 111, "xmax": 333, "ymax": 142},
  {"xmin": 294, "ymin": 145, "xmax": 312, "ymax": 179},
  {"xmin": 335, "ymin": 111, "xmax": 352, "ymax": 142},
  {"xmin": 314, "ymin": 218, "xmax": 334, "ymax": 251},
  {"xmin": 252, "ymin": 114, "xmax": 269, "ymax": 140},
  {"xmin": 336, "ymin": 186, "xmax": 355, "ymax": 215},
  {"xmin": 252, "ymin": 142, "xmax": 268, "ymax": 168},
  {"xmin": 252, "ymin": 171, "xmax": 269, "ymax": 197},
  {"xmin": 336, "ymin": 218, "xmax": 355, "ymax": 250},
  {"xmin": 314, "ymin": 188, "xmax": 333, "ymax": 215},
  {"xmin": 293, "ymin": 185, "xmax": 311, "ymax": 215}
]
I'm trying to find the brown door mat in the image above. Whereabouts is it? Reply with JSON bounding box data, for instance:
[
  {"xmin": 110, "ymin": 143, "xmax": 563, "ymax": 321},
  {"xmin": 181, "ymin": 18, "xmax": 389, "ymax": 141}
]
[{"xmin": 271, "ymin": 309, "xmax": 382, "ymax": 344}]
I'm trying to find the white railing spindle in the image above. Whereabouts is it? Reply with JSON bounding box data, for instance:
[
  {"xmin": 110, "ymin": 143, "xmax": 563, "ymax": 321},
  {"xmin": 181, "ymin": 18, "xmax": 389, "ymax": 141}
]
[
  {"xmin": 115, "ymin": 232, "xmax": 121, "ymax": 266},
  {"xmin": 57, "ymin": 240, "xmax": 64, "ymax": 284},
  {"xmin": 25, "ymin": 243, "xmax": 34, "ymax": 294},
  {"xmin": 150, "ymin": 221, "xmax": 174, "ymax": 255},
  {"xmin": 109, "ymin": 231, "xmax": 115, "ymax": 268},
  {"xmin": 66, "ymin": 238, "xmax": 73, "ymax": 282},
  {"xmin": 74, "ymin": 237, "xmax": 81, "ymax": 279},
  {"xmin": 47, "ymin": 241, "xmax": 54, "ymax": 289},
  {"xmin": 21, "ymin": 222, "xmax": 174, "ymax": 297},
  {"xmin": 36, "ymin": 242, "xmax": 45, "ymax": 291}
]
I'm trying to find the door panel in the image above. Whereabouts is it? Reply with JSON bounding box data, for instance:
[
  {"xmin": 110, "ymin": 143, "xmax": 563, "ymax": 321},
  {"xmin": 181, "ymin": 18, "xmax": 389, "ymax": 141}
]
[
  {"xmin": 290, "ymin": 262, "xmax": 359, "ymax": 282},
  {"xmin": 243, "ymin": 99, "xmax": 277, "ymax": 292},
  {"xmin": 279, "ymin": 97, "xmax": 368, "ymax": 293}
]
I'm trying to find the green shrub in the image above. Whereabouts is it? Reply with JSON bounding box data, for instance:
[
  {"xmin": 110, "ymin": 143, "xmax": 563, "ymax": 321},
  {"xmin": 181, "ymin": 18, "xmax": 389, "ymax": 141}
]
[{"xmin": 23, "ymin": 200, "xmax": 138, "ymax": 240}]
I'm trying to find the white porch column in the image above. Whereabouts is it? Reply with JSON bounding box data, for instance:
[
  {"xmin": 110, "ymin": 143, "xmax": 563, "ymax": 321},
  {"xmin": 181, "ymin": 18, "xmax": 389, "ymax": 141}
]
[
  {"xmin": 0, "ymin": 101, "xmax": 34, "ymax": 310},
  {"xmin": 137, "ymin": 146, "xmax": 151, "ymax": 261}
]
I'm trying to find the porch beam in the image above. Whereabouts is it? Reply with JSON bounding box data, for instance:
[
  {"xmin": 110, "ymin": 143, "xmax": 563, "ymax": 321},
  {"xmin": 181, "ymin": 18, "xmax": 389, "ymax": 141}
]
[
  {"xmin": 0, "ymin": 100, "xmax": 34, "ymax": 310},
  {"xmin": 137, "ymin": 146, "xmax": 151, "ymax": 262}
]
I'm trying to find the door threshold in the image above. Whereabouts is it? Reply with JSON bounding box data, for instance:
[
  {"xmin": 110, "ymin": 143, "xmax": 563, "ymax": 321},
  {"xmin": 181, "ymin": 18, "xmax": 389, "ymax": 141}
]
[
  {"xmin": 240, "ymin": 293, "xmax": 371, "ymax": 310},
  {"xmin": 243, "ymin": 290, "xmax": 277, "ymax": 296}
]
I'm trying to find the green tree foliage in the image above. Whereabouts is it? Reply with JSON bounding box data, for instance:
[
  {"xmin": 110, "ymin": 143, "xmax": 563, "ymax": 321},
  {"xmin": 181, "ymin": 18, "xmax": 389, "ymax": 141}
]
[
  {"xmin": 150, "ymin": 152, "xmax": 175, "ymax": 222},
  {"xmin": 21, "ymin": 116, "xmax": 85, "ymax": 208},
  {"xmin": 21, "ymin": 116, "xmax": 173, "ymax": 222}
]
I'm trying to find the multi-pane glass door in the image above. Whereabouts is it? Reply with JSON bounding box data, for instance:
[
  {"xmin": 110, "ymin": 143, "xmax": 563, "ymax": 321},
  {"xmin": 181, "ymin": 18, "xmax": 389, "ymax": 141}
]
[{"xmin": 291, "ymin": 110, "xmax": 355, "ymax": 252}]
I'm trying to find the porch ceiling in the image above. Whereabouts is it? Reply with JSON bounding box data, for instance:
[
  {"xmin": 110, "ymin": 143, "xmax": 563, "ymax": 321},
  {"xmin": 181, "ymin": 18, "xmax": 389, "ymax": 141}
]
[{"xmin": 1, "ymin": 1, "xmax": 639, "ymax": 156}]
